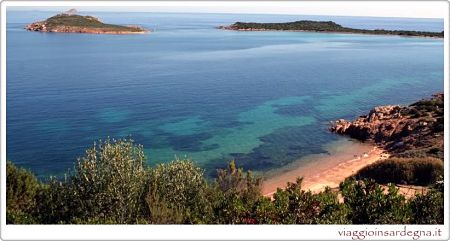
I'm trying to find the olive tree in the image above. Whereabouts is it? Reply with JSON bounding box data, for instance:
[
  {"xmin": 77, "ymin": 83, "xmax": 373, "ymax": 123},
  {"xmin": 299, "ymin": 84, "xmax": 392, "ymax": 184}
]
[
  {"xmin": 69, "ymin": 138, "xmax": 149, "ymax": 223},
  {"xmin": 147, "ymin": 159, "xmax": 211, "ymax": 223}
]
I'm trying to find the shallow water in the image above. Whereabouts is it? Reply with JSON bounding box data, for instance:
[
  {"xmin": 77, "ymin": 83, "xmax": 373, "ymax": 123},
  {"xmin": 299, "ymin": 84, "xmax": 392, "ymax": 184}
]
[
  {"xmin": 261, "ymin": 138, "xmax": 376, "ymax": 194},
  {"xmin": 6, "ymin": 10, "xmax": 444, "ymax": 177}
]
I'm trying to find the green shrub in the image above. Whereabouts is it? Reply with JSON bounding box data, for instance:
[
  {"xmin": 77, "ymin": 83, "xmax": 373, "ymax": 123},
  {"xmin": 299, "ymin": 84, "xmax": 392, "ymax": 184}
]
[
  {"xmin": 6, "ymin": 161, "xmax": 41, "ymax": 224},
  {"xmin": 6, "ymin": 140, "xmax": 444, "ymax": 225},
  {"xmin": 271, "ymin": 178, "xmax": 348, "ymax": 224},
  {"xmin": 354, "ymin": 157, "xmax": 443, "ymax": 185},
  {"xmin": 147, "ymin": 159, "xmax": 212, "ymax": 223},
  {"xmin": 216, "ymin": 161, "xmax": 262, "ymax": 206},
  {"xmin": 409, "ymin": 190, "xmax": 444, "ymax": 224},
  {"xmin": 271, "ymin": 178, "xmax": 317, "ymax": 224},
  {"xmin": 145, "ymin": 189, "xmax": 184, "ymax": 224},
  {"xmin": 69, "ymin": 138, "xmax": 149, "ymax": 223},
  {"xmin": 340, "ymin": 179, "xmax": 411, "ymax": 224},
  {"xmin": 6, "ymin": 209, "xmax": 38, "ymax": 224},
  {"xmin": 33, "ymin": 177, "xmax": 77, "ymax": 224},
  {"xmin": 313, "ymin": 187, "xmax": 350, "ymax": 224},
  {"xmin": 252, "ymin": 197, "xmax": 277, "ymax": 224},
  {"xmin": 211, "ymin": 161, "xmax": 263, "ymax": 224}
]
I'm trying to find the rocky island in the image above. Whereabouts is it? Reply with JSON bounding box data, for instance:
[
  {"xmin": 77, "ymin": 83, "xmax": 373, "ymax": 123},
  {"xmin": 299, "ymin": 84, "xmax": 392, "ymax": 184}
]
[
  {"xmin": 219, "ymin": 20, "xmax": 444, "ymax": 38},
  {"xmin": 26, "ymin": 10, "xmax": 148, "ymax": 34}
]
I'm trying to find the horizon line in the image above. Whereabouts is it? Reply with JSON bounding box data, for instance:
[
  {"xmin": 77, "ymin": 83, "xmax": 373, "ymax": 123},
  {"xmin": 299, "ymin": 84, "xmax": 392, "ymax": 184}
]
[{"xmin": 6, "ymin": 8, "xmax": 445, "ymax": 20}]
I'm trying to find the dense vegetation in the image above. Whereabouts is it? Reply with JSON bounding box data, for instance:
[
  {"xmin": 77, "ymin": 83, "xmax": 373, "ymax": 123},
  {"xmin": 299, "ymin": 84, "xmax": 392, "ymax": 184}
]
[
  {"xmin": 222, "ymin": 20, "xmax": 444, "ymax": 38},
  {"xmin": 7, "ymin": 139, "xmax": 443, "ymax": 224},
  {"xmin": 355, "ymin": 157, "xmax": 443, "ymax": 185}
]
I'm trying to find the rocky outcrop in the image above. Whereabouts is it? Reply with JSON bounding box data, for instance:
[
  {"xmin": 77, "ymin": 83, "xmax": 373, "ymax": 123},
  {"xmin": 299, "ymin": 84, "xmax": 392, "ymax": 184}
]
[
  {"xmin": 330, "ymin": 93, "xmax": 444, "ymax": 156},
  {"xmin": 26, "ymin": 23, "xmax": 147, "ymax": 34},
  {"xmin": 26, "ymin": 21, "xmax": 47, "ymax": 32},
  {"xmin": 330, "ymin": 105, "xmax": 410, "ymax": 142}
]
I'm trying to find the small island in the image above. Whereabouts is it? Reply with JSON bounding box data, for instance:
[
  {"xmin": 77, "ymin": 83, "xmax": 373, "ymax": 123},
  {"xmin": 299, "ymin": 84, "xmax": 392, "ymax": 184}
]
[
  {"xmin": 26, "ymin": 10, "xmax": 148, "ymax": 35},
  {"xmin": 219, "ymin": 20, "xmax": 444, "ymax": 38}
]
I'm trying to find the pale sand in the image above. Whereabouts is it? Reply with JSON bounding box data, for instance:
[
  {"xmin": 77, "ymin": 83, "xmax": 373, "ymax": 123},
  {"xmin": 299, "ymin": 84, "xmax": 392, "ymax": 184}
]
[{"xmin": 262, "ymin": 140, "xmax": 389, "ymax": 196}]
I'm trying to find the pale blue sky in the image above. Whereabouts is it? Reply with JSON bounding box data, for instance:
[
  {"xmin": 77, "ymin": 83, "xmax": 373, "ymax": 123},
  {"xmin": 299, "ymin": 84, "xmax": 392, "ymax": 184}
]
[{"xmin": 7, "ymin": 1, "xmax": 447, "ymax": 19}]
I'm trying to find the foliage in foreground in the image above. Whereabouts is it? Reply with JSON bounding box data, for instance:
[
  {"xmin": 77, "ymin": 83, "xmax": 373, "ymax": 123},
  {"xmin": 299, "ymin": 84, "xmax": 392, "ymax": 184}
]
[
  {"xmin": 6, "ymin": 139, "xmax": 444, "ymax": 224},
  {"xmin": 6, "ymin": 161, "xmax": 41, "ymax": 224}
]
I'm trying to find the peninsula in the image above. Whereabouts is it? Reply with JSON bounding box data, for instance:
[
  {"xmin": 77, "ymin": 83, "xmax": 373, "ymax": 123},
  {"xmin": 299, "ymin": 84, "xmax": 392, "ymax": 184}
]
[
  {"xmin": 26, "ymin": 12, "xmax": 148, "ymax": 34},
  {"xmin": 219, "ymin": 20, "xmax": 444, "ymax": 38}
]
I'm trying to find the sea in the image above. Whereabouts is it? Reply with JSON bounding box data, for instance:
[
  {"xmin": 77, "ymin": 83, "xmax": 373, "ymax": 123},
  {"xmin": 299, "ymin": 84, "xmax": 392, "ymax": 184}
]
[{"xmin": 6, "ymin": 10, "xmax": 444, "ymax": 178}]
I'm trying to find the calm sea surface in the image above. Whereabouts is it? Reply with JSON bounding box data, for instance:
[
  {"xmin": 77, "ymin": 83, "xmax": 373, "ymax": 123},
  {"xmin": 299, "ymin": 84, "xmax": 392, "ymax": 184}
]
[{"xmin": 6, "ymin": 11, "xmax": 444, "ymax": 177}]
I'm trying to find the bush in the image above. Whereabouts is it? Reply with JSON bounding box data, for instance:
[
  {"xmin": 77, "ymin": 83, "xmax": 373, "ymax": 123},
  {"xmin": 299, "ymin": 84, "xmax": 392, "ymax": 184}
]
[
  {"xmin": 6, "ymin": 140, "xmax": 444, "ymax": 225},
  {"xmin": 68, "ymin": 138, "xmax": 149, "ymax": 223},
  {"xmin": 252, "ymin": 197, "xmax": 278, "ymax": 224},
  {"xmin": 6, "ymin": 209, "xmax": 38, "ymax": 224},
  {"xmin": 354, "ymin": 157, "xmax": 443, "ymax": 185},
  {"xmin": 340, "ymin": 179, "xmax": 410, "ymax": 224},
  {"xmin": 147, "ymin": 159, "xmax": 211, "ymax": 223},
  {"xmin": 270, "ymin": 179, "xmax": 349, "ymax": 224},
  {"xmin": 211, "ymin": 161, "xmax": 263, "ymax": 224},
  {"xmin": 272, "ymin": 178, "xmax": 319, "ymax": 224},
  {"xmin": 146, "ymin": 189, "xmax": 184, "ymax": 224},
  {"xmin": 6, "ymin": 161, "xmax": 41, "ymax": 224},
  {"xmin": 313, "ymin": 187, "xmax": 349, "ymax": 224},
  {"xmin": 409, "ymin": 190, "xmax": 444, "ymax": 224}
]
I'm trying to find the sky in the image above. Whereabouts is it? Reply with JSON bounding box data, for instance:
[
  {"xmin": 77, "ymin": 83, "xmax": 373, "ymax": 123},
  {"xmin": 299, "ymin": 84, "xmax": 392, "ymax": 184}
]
[{"xmin": 6, "ymin": 1, "xmax": 448, "ymax": 19}]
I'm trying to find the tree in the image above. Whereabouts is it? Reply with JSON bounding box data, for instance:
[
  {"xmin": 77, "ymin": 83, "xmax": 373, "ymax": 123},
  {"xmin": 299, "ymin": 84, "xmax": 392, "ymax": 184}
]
[
  {"xmin": 212, "ymin": 160, "xmax": 263, "ymax": 224},
  {"xmin": 69, "ymin": 138, "xmax": 149, "ymax": 223},
  {"xmin": 147, "ymin": 159, "xmax": 212, "ymax": 223}
]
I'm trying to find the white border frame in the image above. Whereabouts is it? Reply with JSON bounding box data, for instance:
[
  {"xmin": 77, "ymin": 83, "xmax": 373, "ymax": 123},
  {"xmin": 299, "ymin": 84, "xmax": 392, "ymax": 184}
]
[{"xmin": 0, "ymin": 1, "xmax": 449, "ymax": 240}]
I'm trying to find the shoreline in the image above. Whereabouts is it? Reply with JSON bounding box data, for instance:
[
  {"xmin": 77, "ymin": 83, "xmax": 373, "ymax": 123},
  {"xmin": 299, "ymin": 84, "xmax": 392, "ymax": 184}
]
[
  {"xmin": 262, "ymin": 140, "xmax": 389, "ymax": 196},
  {"xmin": 218, "ymin": 27, "xmax": 443, "ymax": 39},
  {"xmin": 27, "ymin": 28, "xmax": 149, "ymax": 35}
]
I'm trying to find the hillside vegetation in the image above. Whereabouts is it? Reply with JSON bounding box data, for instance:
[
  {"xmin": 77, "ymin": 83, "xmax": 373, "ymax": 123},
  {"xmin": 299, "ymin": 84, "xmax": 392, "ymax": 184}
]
[
  {"xmin": 7, "ymin": 138, "xmax": 443, "ymax": 224},
  {"xmin": 220, "ymin": 20, "xmax": 444, "ymax": 38},
  {"xmin": 26, "ymin": 13, "xmax": 147, "ymax": 34}
]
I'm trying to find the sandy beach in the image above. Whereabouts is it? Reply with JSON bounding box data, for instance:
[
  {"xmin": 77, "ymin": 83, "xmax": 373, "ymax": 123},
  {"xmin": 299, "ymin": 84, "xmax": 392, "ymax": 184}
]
[{"xmin": 262, "ymin": 139, "xmax": 389, "ymax": 196}]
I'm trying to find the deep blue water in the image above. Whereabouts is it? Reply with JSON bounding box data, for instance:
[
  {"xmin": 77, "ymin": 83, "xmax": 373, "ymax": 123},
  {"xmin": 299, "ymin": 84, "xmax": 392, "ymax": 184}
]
[{"xmin": 6, "ymin": 10, "xmax": 444, "ymax": 177}]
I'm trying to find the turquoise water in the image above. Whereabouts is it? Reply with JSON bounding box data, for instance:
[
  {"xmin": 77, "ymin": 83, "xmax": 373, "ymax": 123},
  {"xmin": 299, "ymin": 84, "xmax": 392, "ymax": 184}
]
[{"xmin": 6, "ymin": 11, "xmax": 444, "ymax": 177}]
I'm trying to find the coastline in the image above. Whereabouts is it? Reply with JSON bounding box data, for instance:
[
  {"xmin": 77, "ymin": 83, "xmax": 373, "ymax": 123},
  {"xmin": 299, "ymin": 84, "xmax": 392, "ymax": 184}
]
[
  {"xmin": 262, "ymin": 139, "xmax": 388, "ymax": 196},
  {"xmin": 218, "ymin": 27, "xmax": 443, "ymax": 39},
  {"xmin": 26, "ymin": 27, "xmax": 149, "ymax": 35}
]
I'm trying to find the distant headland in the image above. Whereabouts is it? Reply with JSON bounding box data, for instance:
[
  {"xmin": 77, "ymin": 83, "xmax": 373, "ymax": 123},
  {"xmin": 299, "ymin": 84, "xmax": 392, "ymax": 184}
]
[
  {"xmin": 218, "ymin": 20, "xmax": 444, "ymax": 38},
  {"xmin": 26, "ymin": 10, "xmax": 148, "ymax": 35}
]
